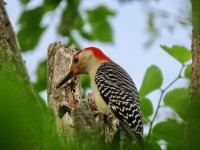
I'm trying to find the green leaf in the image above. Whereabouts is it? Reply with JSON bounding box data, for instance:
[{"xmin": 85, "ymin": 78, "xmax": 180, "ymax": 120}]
[
  {"xmin": 33, "ymin": 59, "xmax": 47, "ymax": 92},
  {"xmin": 0, "ymin": 69, "xmax": 66, "ymax": 150},
  {"xmin": 141, "ymin": 98, "xmax": 153, "ymax": 118},
  {"xmin": 18, "ymin": 25, "xmax": 46, "ymax": 52},
  {"xmin": 160, "ymin": 45, "xmax": 191, "ymax": 63},
  {"xmin": 58, "ymin": 0, "xmax": 83, "ymax": 36},
  {"xmin": 20, "ymin": 0, "xmax": 30, "ymax": 5},
  {"xmin": 43, "ymin": 0, "xmax": 62, "ymax": 11},
  {"xmin": 153, "ymin": 120, "xmax": 184, "ymax": 149},
  {"xmin": 86, "ymin": 5, "xmax": 115, "ymax": 42},
  {"xmin": 67, "ymin": 35, "xmax": 81, "ymax": 49},
  {"xmin": 18, "ymin": 7, "xmax": 44, "ymax": 28},
  {"xmin": 80, "ymin": 75, "xmax": 91, "ymax": 97},
  {"xmin": 80, "ymin": 75, "xmax": 91, "ymax": 90},
  {"xmin": 164, "ymin": 88, "xmax": 189, "ymax": 120},
  {"xmin": 144, "ymin": 142, "xmax": 161, "ymax": 150},
  {"xmin": 147, "ymin": 12, "xmax": 157, "ymax": 33},
  {"xmin": 17, "ymin": 7, "xmax": 46, "ymax": 51},
  {"xmin": 139, "ymin": 65, "xmax": 163, "ymax": 98},
  {"xmin": 184, "ymin": 64, "xmax": 192, "ymax": 79},
  {"xmin": 79, "ymin": 30, "xmax": 95, "ymax": 41},
  {"xmin": 18, "ymin": 1, "xmax": 61, "ymax": 50}
]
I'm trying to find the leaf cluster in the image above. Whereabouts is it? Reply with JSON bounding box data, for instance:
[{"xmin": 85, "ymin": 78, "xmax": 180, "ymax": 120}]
[{"xmin": 18, "ymin": 0, "xmax": 116, "ymax": 94}]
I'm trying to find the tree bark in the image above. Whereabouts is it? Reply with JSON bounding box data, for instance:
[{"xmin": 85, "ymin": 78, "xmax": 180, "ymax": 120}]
[
  {"xmin": 47, "ymin": 43, "xmax": 80, "ymax": 138},
  {"xmin": 0, "ymin": 1, "xmax": 54, "ymax": 150},
  {"xmin": 0, "ymin": 0, "xmax": 42, "ymax": 108},
  {"xmin": 184, "ymin": 0, "xmax": 200, "ymax": 149}
]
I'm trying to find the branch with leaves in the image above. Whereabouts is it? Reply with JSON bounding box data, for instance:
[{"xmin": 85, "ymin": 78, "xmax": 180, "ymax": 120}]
[{"xmin": 139, "ymin": 45, "xmax": 191, "ymax": 149}]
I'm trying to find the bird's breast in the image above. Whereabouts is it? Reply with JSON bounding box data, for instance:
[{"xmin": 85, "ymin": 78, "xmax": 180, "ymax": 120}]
[
  {"xmin": 89, "ymin": 64, "xmax": 113, "ymax": 115},
  {"xmin": 91, "ymin": 80, "xmax": 113, "ymax": 115}
]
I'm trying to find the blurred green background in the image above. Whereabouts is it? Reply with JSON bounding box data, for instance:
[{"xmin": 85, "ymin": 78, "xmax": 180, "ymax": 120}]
[{"xmin": 1, "ymin": 0, "xmax": 192, "ymax": 149}]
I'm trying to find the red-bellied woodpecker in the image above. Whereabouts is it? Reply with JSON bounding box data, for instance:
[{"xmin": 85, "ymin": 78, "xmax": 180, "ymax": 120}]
[{"xmin": 56, "ymin": 47, "xmax": 143, "ymax": 145}]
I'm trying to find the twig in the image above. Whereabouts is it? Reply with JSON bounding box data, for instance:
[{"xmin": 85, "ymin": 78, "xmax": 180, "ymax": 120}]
[{"xmin": 145, "ymin": 65, "xmax": 184, "ymax": 144}]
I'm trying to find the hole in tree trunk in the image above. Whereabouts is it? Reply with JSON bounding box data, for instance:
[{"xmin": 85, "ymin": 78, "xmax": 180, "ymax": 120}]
[{"xmin": 58, "ymin": 105, "xmax": 71, "ymax": 118}]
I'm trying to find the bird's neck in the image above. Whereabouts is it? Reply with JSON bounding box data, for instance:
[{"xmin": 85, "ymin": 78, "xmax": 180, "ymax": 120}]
[{"xmin": 88, "ymin": 60, "xmax": 106, "ymax": 78}]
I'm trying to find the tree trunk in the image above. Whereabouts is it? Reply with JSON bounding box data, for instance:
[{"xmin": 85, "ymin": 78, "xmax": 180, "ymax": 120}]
[
  {"xmin": 0, "ymin": 0, "xmax": 43, "ymax": 108},
  {"xmin": 0, "ymin": 0, "xmax": 54, "ymax": 150},
  {"xmin": 184, "ymin": 0, "xmax": 200, "ymax": 149}
]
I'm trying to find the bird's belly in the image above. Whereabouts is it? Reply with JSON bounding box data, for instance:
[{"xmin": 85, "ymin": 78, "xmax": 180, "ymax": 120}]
[{"xmin": 91, "ymin": 81, "xmax": 112, "ymax": 115}]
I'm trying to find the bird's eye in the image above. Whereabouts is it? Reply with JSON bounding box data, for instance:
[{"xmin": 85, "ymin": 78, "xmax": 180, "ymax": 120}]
[{"xmin": 73, "ymin": 57, "xmax": 79, "ymax": 63}]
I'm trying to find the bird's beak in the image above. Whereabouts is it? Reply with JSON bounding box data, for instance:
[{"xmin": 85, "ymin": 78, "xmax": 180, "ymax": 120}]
[
  {"xmin": 56, "ymin": 63, "xmax": 80, "ymax": 88},
  {"xmin": 56, "ymin": 69, "xmax": 74, "ymax": 88}
]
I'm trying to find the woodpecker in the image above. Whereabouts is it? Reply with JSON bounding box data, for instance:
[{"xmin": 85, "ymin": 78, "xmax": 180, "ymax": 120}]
[{"xmin": 56, "ymin": 47, "xmax": 143, "ymax": 145}]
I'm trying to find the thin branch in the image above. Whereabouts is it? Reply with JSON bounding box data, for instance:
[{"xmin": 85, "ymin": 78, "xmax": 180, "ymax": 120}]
[{"xmin": 145, "ymin": 65, "xmax": 185, "ymax": 144}]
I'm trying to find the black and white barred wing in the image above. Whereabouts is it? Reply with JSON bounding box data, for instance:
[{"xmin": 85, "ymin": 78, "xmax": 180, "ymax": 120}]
[{"xmin": 95, "ymin": 62, "xmax": 143, "ymax": 145}]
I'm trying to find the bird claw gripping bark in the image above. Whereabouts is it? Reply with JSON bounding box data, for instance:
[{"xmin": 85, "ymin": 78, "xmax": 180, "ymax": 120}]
[{"xmin": 105, "ymin": 114, "xmax": 119, "ymax": 143}]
